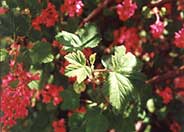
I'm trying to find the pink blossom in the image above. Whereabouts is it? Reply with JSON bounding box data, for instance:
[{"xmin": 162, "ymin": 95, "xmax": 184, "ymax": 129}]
[
  {"xmin": 52, "ymin": 119, "xmax": 66, "ymax": 132},
  {"xmin": 157, "ymin": 87, "xmax": 173, "ymax": 104},
  {"xmin": 61, "ymin": 0, "xmax": 84, "ymax": 17},
  {"xmin": 116, "ymin": 0, "xmax": 137, "ymax": 21},
  {"xmin": 150, "ymin": 20, "xmax": 164, "ymax": 38},
  {"xmin": 41, "ymin": 84, "xmax": 64, "ymax": 106},
  {"xmin": 113, "ymin": 26, "xmax": 142, "ymax": 55},
  {"xmin": 174, "ymin": 26, "xmax": 184, "ymax": 48}
]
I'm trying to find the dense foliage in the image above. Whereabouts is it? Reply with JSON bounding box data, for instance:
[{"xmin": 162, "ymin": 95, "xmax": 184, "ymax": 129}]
[{"xmin": 0, "ymin": 0, "xmax": 184, "ymax": 132}]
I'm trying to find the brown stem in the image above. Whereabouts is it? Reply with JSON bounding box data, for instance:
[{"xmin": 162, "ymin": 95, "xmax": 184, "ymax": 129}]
[
  {"xmin": 145, "ymin": 65, "xmax": 184, "ymax": 84},
  {"xmin": 147, "ymin": 0, "xmax": 173, "ymax": 8},
  {"xmin": 79, "ymin": 0, "xmax": 114, "ymax": 27}
]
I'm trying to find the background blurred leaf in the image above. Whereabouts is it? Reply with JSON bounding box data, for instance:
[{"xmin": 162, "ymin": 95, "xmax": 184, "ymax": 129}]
[{"xmin": 60, "ymin": 88, "xmax": 80, "ymax": 110}]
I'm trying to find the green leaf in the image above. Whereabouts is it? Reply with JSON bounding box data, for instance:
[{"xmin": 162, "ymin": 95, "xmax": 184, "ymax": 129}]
[
  {"xmin": 0, "ymin": 12, "xmax": 30, "ymax": 36},
  {"xmin": 0, "ymin": 48, "xmax": 8, "ymax": 62},
  {"xmin": 60, "ymin": 88, "xmax": 80, "ymax": 110},
  {"xmin": 55, "ymin": 23, "xmax": 101, "ymax": 52},
  {"xmin": 42, "ymin": 54, "xmax": 54, "ymax": 63},
  {"xmin": 77, "ymin": 23, "xmax": 101, "ymax": 49},
  {"xmin": 9, "ymin": 79, "xmax": 19, "ymax": 88},
  {"xmin": 146, "ymin": 98, "xmax": 155, "ymax": 113},
  {"xmin": 108, "ymin": 72, "xmax": 134, "ymax": 110},
  {"xmin": 73, "ymin": 81, "xmax": 86, "ymax": 94},
  {"xmin": 64, "ymin": 51, "xmax": 92, "ymax": 83},
  {"xmin": 103, "ymin": 45, "xmax": 144, "ymax": 111},
  {"xmin": 68, "ymin": 113, "xmax": 85, "ymax": 132},
  {"xmin": 55, "ymin": 31, "xmax": 82, "ymax": 52},
  {"xmin": 104, "ymin": 45, "xmax": 141, "ymax": 73},
  {"xmin": 85, "ymin": 107, "xmax": 109, "ymax": 132},
  {"xmin": 65, "ymin": 50, "xmax": 86, "ymax": 65},
  {"xmin": 30, "ymin": 42, "xmax": 52, "ymax": 64},
  {"xmin": 28, "ymin": 80, "xmax": 39, "ymax": 90},
  {"xmin": 89, "ymin": 53, "xmax": 96, "ymax": 68}
]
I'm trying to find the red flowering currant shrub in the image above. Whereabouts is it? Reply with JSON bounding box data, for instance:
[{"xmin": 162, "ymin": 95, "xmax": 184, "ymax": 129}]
[{"xmin": 0, "ymin": 0, "xmax": 184, "ymax": 132}]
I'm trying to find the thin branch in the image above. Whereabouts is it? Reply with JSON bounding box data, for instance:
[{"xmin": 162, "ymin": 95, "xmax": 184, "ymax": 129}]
[
  {"xmin": 79, "ymin": 0, "xmax": 113, "ymax": 27},
  {"xmin": 147, "ymin": 0, "xmax": 173, "ymax": 8},
  {"xmin": 145, "ymin": 65, "xmax": 184, "ymax": 84},
  {"xmin": 93, "ymin": 68, "xmax": 110, "ymax": 72}
]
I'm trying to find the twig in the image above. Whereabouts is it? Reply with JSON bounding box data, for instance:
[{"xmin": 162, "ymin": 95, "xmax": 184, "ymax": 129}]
[
  {"xmin": 148, "ymin": 0, "xmax": 173, "ymax": 8},
  {"xmin": 145, "ymin": 65, "xmax": 184, "ymax": 84},
  {"xmin": 79, "ymin": 0, "xmax": 113, "ymax": 27}
]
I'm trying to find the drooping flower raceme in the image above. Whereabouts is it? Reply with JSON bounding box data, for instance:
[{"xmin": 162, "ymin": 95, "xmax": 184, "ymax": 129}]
[
  {"xmin": 150, "ymin": 20, "xmax": 164, "ymax": 38},
  {"xmin": 52, "ymin": 119, "xmax": 66, "ymax": 132},
  {"xmin": 32, "ymin": 2, "xmax": 59, "ymax": 31},
  {"xmin": 60, "ymin": 0, "xmax": 84, "ymax": 17},
  {"xmin": 116, "ymin": 0, "xmax": 137, "ymax": 21},
  {"xmin": 0, "ymin": 63, "xmax": 40, "ymax": 128},
  {"xmin": 113, "ymin": 26, "xmax": 142, "ymax": 55},
  {"xmin": 174, "ymin": 76, "xmax": 184, "ymax": 96},
  {"xmin": 41, "ymin": 84, "xmax": 64, "ymax": 106},
  {"xmin": 169, "ymin": 120, "xmax": 181, "ymax": 132},
  {"xmin": 0, "ymin": 7, "xmax": 8, "ymax": 15},
  {"xmin": 157, "ymin": 87, "xmax": 173, "ymax": 104},
  {"xmin": 177, "ymin": 0, "xmax": 184, "ymax": 11},
  {"xmin": 174, "ymin": 26, "xmax": 184, "ymax": 48}
]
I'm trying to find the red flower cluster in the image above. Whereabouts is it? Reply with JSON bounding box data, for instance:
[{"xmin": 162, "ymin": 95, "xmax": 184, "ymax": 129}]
[
  {"xmin": 157, "ymin": 87, "xmax": 173, "ymax": 104},
  {"xmin": 61, "ymin": 0, "xmax": 84, "ymax": 17},
  {"xmin": 113, "ymin": 26, "xmax": 142, "ymax": 55},
  {"xmin": 174, "ymin": 76, "xmax": 184, "ymax": 88},
  {"xmin": 116, "ymin": 0, "xmax": 137, "ymax": 21},
  {"xmin": 52, "ymin": 40, "xmax": 67, "ymax": 56},
  {"xmin": 150, "ymin": 20, "xmax": 164, "ymax": 38},
  {"xmin": 0, "ymin": 63, "xmax": 40, "ymax": 127},
  {"xmin": 59, "ymin": 60, "xmax": 69, "ymax": 75},
  {"xmin": 41, "ymin": 84, "xmax": 64, "ymax": 106},
  {"xmin": 52, "ymin": 119, "xmax": 66, "ymax": 132},
  {"xmin": 169, "ymin": 120, "xmax": 181, "ymax": 132},
  {"xmin": 177, "ymin": 0, "xmax": 184, "ymax": 11},
  {"xmin": 8, "ymin": 43, "xmax": 21, "ymax": 57},
  {"xmin": 174, "ymin": 26, "xmax": 184, "ymax": 48},
  {"xmin": 174, "ymin": 76, "xmax": 184, "ymax": 96},
  {"xmin": 32, "ymin": 2, "xmax": 58, "ymax": 31},
  {"xmin": 82, "ymin": 48, "xmax": 92, "ymax": 58},
  {"xmin": 68, "ymin": 106, "xmax": 86, "ymax": 117},
  {"xmin": 0, "ymin": 7, "xmax": 8, "ymax": 15}
]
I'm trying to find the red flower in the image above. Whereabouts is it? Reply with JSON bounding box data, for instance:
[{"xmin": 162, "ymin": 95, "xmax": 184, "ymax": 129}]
[
  {"xmin": 52, "ymin": 119, "xmax": 66, "ymax": 132},
  {"xmin": 150, "ymin": 20, "xmax": 164, "ymax": 38},
  {"xmin": 82, "ymin": 48, "xmax": 92, "ymax": 58},
  {"xmin": 0, "ymin": 63, "xmax": 40, "ymax": 128},
  {"xmin": 157, "ymin": 87, "xmax": 173, "ymax": 104},
  {"xmin": 0, "ymin": 7, "xmax": 8, "ymax": 15},
  {"xmin": 116, "ymin": 0, "xmax": 137, "ymax": 21},
  {"xmin": 174, "ymin": 26, "xmax": 184, "ymax": 48},
  {"xmin": 174, "ymin": 76, "xmax": 184, "ymax": 88},
  {"xmin": 9, "ymin": 43, "xmax": 21, "ymax": 57},
  {"xmin": 32, "ymin": 2, "xmax": 58, "ymax": 30},
  {"xmin": 41, "ymin": 84, "xmax": 64, "ymax": 106},
  {"xmin": 52, "ymin": 40, "xmax": 67, "ymax": 56},
  {"xmin": 61, "ymin": 0, "xmax": 84, "ymax": 17},
  {"xmin": 74, "ymin": 106, "xmax": 86, "ymax": 113},
  {"xmin": 32, "ymin": 17, "xmax": 42, "ymax": 31},
  {"xmin": 170, "ymin": 120, "xmax": 181, "ymax": 132},
  {"xmin": 113, "ymin": 26, "xmax": 142, "ymax": 55},
  {"xmin": 177, "ymin": 0, "xmax": 184, "ymax": 11},
  {"xmin": 174, "ymin": 76, "xmax": 184, "ymax": 96}
]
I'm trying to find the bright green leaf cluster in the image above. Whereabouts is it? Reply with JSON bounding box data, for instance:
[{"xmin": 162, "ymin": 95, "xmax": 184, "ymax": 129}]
[
  {"xmin": 29, "ymin": 42, "xmax": 53, "ymax": 64},
  {"xmin": 55, "ymin": 23, "xmax": 101, "ymax": 52},
  {"xmin": 103, "ymin": 45, "xmax": 144, "ymax": 111},
  {"xmin": 64, "ymin": 50, "xmax": 92, "ymax": 83}
]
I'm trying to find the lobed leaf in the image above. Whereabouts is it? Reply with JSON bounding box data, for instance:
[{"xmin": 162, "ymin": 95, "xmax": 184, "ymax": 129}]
[{"xmin": 64, "ymin": 51, "xmax": 92, "ymax": 83}]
